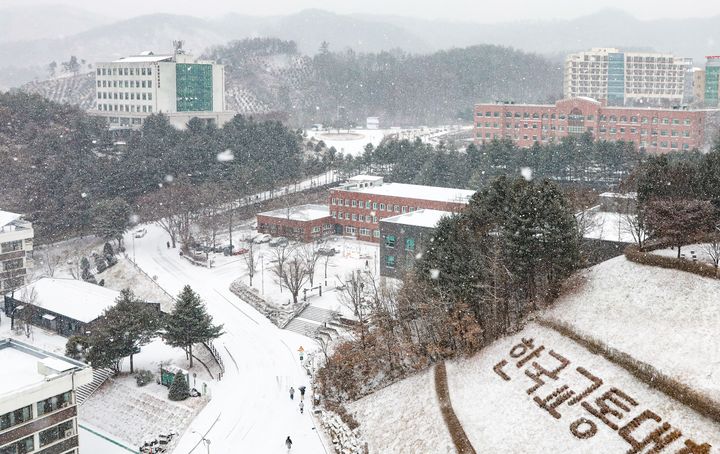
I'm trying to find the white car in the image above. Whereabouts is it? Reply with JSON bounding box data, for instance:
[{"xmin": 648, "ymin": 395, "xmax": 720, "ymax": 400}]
[
  {"xmin": 253, "ymin": 234, "xmax": 272, "ymax": 244},
  {"xmin": 134, "ymin": 228, "xmax": 147, "ymax": 238}
]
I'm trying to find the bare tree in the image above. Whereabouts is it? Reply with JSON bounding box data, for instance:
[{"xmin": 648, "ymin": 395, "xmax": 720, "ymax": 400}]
[
  {"xmin": 272, "ymin": 252, "xmax": 311, "ymax": 305},
  {"xmin": 702, "ymin": 225, "xmax": 720, "ymax": 268},
  {"xmin": 67, "ymin": 253, "xmax": 85, "ymax": 280},
  {"xmin": 336, "ymin": 270, "xmax": 372, "ymax": 348},
  {"xmin": 300, "ymin": 244, "xmax": 321, "ymax": 287},
  {"xmin": 243, "ymin": 240, "xmax": 258, "ymax": 286},
  {"xmin": 40, "ymin": 246, "xmax": 63, "ymax": 278},
  {"xmin": 621, "ymin": 211, "xmax": 649, "ymax": 249},
  {"xmin": 138, "ymin": 180, "xmax": 200, "ymax": 249}
]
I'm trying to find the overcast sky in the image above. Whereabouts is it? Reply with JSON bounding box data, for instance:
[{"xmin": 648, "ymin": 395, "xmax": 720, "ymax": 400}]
[{"xmin": 4, "ymin": 0, "xmax": 719, "ymax": 22}]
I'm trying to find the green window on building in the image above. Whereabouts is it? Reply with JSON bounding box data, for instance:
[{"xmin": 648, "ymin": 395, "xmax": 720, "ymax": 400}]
[
  {"xmin": 607, "ymin": 53, "xmax": 625, "ymax": 106},
  {"xmin": 385, "ymin": 235, "xmax": 396, "ymax": 248},
  {"xmin": 385, "ymin": 255, "xmax": 396, "ymax": 268},
  {"xmin": 705, "ymin": 65, "xmax": 720, "ymax": 107},
  {"xmin": 176, "ymin": 63, "xmax": 213, "ymax": 112},
  {"xmin": 405, "ymin": 238, "xmax": 415, "ymax": 251}
]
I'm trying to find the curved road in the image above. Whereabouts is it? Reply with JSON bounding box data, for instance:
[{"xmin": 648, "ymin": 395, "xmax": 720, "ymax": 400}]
[{"xmin": 128, "ymin": 225, "xmax": 326, "ymax": 454}]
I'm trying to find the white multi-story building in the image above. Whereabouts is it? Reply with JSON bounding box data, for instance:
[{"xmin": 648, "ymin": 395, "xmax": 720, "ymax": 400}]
[
  {"xmin": 564, "ymin": 48, "xmax": 692, "ymax": 107},
  {"xmin": 91, "ymin": 43, "xmax": 234, "ymax": 130},
  {"xmin": 0, "ymin": 338, "xmax": 92, "ymax": 454},
  {"xmin": 0, "ymin": 211, "xmax": 33, "ymax": 294}
]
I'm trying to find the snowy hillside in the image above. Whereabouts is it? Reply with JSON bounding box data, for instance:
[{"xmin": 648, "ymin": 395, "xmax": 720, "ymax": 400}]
[
  {"xmin": 544, "ymin": 255, "xmax": 720, "ymax": 402},
  {"xmin": 351, "ymin": 322, "xmax": 720, "ymax": 452}
]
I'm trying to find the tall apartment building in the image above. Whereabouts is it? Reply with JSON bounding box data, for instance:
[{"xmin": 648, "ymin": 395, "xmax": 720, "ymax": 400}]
[
  {"xmin": 692, "ymin": 68, "xmax": 706, "ymax": 105},
  {"xmin": 328, "ymin": 176, "xmax": 474, "ymax": 242},
  {"xmin": 704, "ymin": 56, "xmax": 720, "ymax": 107},
  {"xmin": 0, "ymin": 211, "xmax": 33, "ymax": 294},
  {"xmin": 91, "ymin": 42, "xmax": 234, "ymax": 130},
  {"xmin": 0, "ymin": 338, "xmax": 92, "ymax": 454},
  {"xmin": 473, "ymin": 97, "xmax": 710, "ymax": 153},
  {"xmin": 564, "ymin": 48, "xmax": 691, "ymax": 107}
]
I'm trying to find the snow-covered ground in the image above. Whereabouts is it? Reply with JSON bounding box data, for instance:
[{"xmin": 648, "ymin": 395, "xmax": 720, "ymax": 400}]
[
  {"xmin": 544, "ymin": 255, "xmax": 720, "ymax": 402},
  {"xmin": 582, "ymin": 210, "xmax": 637, "ymax": 243},
  {"xmin": 446, "ymin": 323, "xmax": 720, "ymax": 452},
  {"xmin": 127, "ymin": 223, "xmax": 331, "ymax": 453},
  {"xmin": 348, "ymin": 367, "xmax": 455, "ymax": 453},
  {"xmin": 652, "ymin": 242, "xmax": 718, "ymax": 266},
  {"xmin": 347, "ymin": 321, "xmax": 720, "ymax": 452},
  {"xmin": 205, "ymin": 222, "xmax": 380, "ymax": 317},
  {"xmin": 306, "ymin": 129, "xmax": 386, "ymax": 157}
]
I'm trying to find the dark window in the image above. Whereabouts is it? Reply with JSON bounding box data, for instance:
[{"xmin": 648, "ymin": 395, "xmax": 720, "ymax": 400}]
[
  {"xmin": 37, "ymin": 391, "xmax": 72, "ymax": 416},
  {"xmin": 0, "ymin": 436, "xmax": 34, "ymax": 454},
  {"xmin": 0, "ymin": 405, "xmax": 32, "ymax": 431},
  {"xmin": 385, "ymin": 255, "xmax": 396, "ymax": 268},
  {"xmin": 385, "ymin": 235, "xmax": 396, "ymax": 248},
  {"xmin": 39, "ymin": 419, "xmax": 74, "ymax": 447}
]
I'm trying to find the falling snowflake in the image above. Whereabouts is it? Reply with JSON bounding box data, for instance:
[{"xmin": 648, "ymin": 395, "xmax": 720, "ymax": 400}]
[
  {"xmin": 81, "ymin": 192, "xmax": 87, "ymax": 198},
  {"xmin": 129, "ymin": 214, "xmax": 139, "ymax": 224},
  {"xmin": 430, "ymin": 269, "xmax": 440, "ymax": 279},
  {"xmin": 164, "ymin": 174, "xmax": 175, "ymax": 183},
  {"xmin": 217, "ymin": 149, "xmax": 234, "ymax": 162},
  {"xmin": 415, "ymin": 252, "xmax": 423, "ymax": 260},
  {"xmin": 521, "ymin": 167, "xmax": 533, "ymax": 181}
]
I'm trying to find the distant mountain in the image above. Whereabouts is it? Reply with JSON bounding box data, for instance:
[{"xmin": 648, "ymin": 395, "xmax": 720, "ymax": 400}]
[
  {"xmin": 356, "ymin": 9, "xmax": 719, "ymax": 64},
  {"xmin": 22, "ymin": 38, "xmax": 562, "ymax": 126},
  {"xmin": 3, "ymin": 8, "xmax": 718, "ymax": 89},
  {"xmin": 0, "ymin": 5, "xmax": 110, "ymax": 43}
]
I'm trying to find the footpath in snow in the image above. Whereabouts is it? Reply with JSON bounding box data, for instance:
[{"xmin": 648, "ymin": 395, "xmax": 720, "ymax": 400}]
[{"xmin": 128, "ymin": 224, "xmax": 328, "ymax": 454}]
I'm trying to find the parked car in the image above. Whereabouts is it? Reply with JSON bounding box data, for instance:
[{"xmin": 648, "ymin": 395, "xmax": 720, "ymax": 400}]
[
  {"xmin": 253, "ymin": 234, "xmax": 272, "ymax": 244},
  {"xmin": 269, "ymin": 237, "xmax": 288, "ymax": 247},
  {"xmin": 317, "ymin": 247, "xmax": 337, "ymax": 256},
  {"xmin": 134, "ymin": 228, "xmax": 147, "ymax": 238},
  {"xmin": 233, "ymin": 247, "xmax": 249, "ymax": 256}
]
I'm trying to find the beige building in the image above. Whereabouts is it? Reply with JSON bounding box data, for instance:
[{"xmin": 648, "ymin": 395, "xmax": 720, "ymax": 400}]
[
  {"xmin": 564, "ymin": 48, "xmax": 691, "ymax": 107},
  {"xmin": 90, "ymin": 42, "xmax": 234, "ymax": 130},
  {"xmin": 692, "ymin": 68, "xmax": 706, "ymax": 105},
  {"xmin": 0, "ymin": 338, "xmax": 92, "ymax": 454},
  {"xmin": 0, "ymin": 211, "xmax": 33, "ymax": 294}
]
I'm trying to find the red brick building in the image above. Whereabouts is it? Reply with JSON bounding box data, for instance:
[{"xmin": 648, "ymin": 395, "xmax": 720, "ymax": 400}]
[
  {"xmin": 328, "ymin": 175, "xmax": 474, "ymax": 242},
  {"xmin": 474, "ymin": 97, "xmax": 710, "ymax": 153},
  {"xmin": 256, "ymin": 204, "xmax": 333, "ymax": 243}
]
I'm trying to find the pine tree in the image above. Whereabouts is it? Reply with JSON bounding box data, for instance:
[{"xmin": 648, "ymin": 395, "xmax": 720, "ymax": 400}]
[
  {"xmin": 168, "ymin": 371, "xmax": 190, "ymax": 401},
  {"xmin": 164, "ymin": 286, "xmax": 224, "ymax": 368}
]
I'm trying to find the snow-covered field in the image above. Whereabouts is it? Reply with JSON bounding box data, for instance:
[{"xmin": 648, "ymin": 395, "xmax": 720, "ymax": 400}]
[
  {"xmin": 306, "ymin": 129, "xmax": 385, "ymax": 157},
  {"xmin": 544, "ymin": 256, "xmax": 720, "ymax": 402},
  {"xmin": 446, "ymin": 323, "xmax": 720, "ymax": 452},
  {"xmin": 348, "ymin": 367, "xmax": 455, "ymax": 454}
]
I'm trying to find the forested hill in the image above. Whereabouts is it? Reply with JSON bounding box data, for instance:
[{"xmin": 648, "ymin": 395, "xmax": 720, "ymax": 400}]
[{"xmin": 22, "ymin": 38, "xmax": 562, "ymax": 126}]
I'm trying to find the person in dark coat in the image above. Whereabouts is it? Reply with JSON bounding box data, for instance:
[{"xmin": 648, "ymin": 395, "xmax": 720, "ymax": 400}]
[
  {"xmin": 289, "ymin": 386, "xmax": 295, "ymax": 400},
  {"xmin": 298, "ymin": 385, "xmax": 306, "ymax": 401},
  {"xmin": 285, "ymin": 436, "xmax": 293, "ymax": 451}
]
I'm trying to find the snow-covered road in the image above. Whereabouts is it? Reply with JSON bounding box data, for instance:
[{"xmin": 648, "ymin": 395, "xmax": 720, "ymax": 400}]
[{"xmin": 128, "ymin": 225, "xmax": 328, "ymax": 454}]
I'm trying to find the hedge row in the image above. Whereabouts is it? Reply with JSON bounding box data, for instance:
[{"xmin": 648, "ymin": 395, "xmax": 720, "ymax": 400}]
[
  {"xmin": 434, "ymin": 363, "xmax": 477, "ymax": 454},
  {"xmin": 537, "ymin": 318, "xmax": 720, "ymax": 424},
  {"xmin": 624, "ymin": 244, "xmax": 719, "ymax": 279}
]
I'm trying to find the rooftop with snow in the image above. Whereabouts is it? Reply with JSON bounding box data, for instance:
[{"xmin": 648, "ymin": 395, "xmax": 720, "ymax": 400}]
[
  {"xmin": 337, "ymin": 176, "xmax": 475, "ymax": 204},
  {"xmin": 0, "ymin": 210, "xmax": 23, "ymax": 228},
  {"xmin": 13, "ymin": 277, "xmax": 123, "ymax": 323},
  {"xmin": 0, "ymin": 338, "xmax": 88, "ymax": 396},
  {"xmin": 257, "ymin": 204, "xmax": 330, "ymax": 221},
  {"xmin": 381, "ymin": 209, "xmax": 452, "ymax": 228}
]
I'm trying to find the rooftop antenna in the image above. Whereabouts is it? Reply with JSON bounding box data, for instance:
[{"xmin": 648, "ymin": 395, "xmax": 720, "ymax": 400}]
[{"xmin": 173, "ymin": 40, "xmax": 185, "ymax": 56}]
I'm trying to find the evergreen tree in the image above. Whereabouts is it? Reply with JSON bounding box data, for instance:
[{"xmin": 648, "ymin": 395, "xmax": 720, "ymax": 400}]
[
  {"xmin": 164, "ymin": 286, "xmax": 224, "ymax": 368},
  {"xmin": 85, "ymin": 289, "xmax": 161, "ymax": 373},
  {"xmin": 168, "ymin": 371, "xmax": 190, "ymax": 401}
]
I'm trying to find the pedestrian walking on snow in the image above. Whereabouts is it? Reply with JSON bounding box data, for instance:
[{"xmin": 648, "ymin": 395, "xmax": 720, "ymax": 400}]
[
  {"xmin": 299, "ymin": 385, "xmax": 306, "ymax": 401},
  {"xmin": 299, "ymin": 401, "xmax": 304, "ymax": 414},
  {"xmin": 285, "ymin": 436, "xmax": 293, "ymax": 451},
  {"xmin": 289, "ymin": 387, "xmax": 295, "ymax": 400},
  {"xmin": 166, "ymin": 241, "xmax": 170, "ymax": 249}
]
